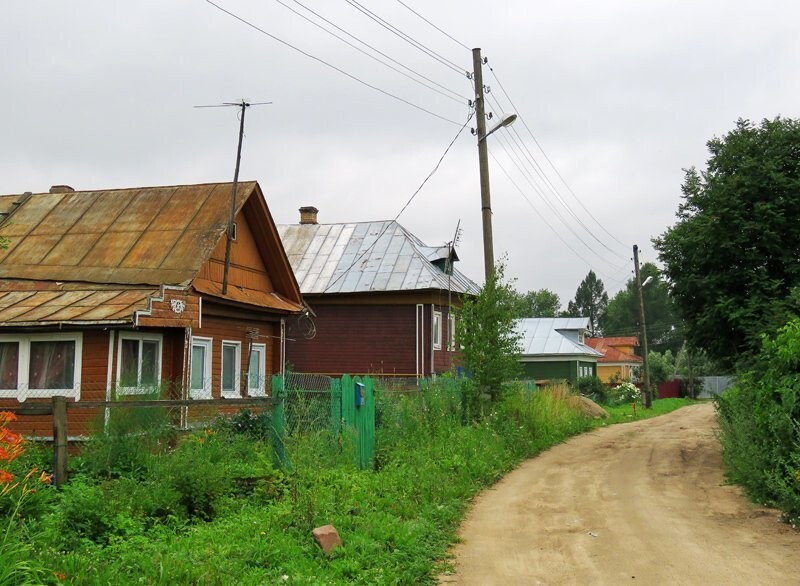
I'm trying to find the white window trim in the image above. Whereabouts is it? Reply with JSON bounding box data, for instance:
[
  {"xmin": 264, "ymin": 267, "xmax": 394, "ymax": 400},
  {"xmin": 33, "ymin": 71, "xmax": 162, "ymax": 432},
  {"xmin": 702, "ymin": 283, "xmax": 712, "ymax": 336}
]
[
  {"xmin": 116, "ymin": 332, "xmax": 163, "ymax": 396},
  {"xmin": 432, "ymin": 310, "xmax": 443, "ymax": 351},
  {"xmin": 447, "ymin": 314, "xmax": 456, "ymax": 352},
  {"xmin": 221, "ymin": 340, "xmax": 242, "ymax": 399},
  {"xmin": 190, "ymin": 337, "xmax": 213, "ymax": 400},
  {"xmin": 247, "ymin": 343, "xmax": 267, "ymax": 397},
  {"xmin": 0, "ymin": 332, "xmax": 83, "ymax": 402}
]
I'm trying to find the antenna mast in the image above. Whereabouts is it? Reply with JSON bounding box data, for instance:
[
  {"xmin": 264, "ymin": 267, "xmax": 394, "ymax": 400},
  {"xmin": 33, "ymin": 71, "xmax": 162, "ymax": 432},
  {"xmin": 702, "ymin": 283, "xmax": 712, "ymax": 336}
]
[{"xmin": 195, "ymin": 99, "xmax": 271, "ymax": 294}]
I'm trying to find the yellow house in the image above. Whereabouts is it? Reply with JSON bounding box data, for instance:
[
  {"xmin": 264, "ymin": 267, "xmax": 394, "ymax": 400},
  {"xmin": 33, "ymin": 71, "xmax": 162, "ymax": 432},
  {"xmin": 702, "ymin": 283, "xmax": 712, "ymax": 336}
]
[{"xmin": 586, "ymin": 337, "xmax": 642, "ymax": 383}]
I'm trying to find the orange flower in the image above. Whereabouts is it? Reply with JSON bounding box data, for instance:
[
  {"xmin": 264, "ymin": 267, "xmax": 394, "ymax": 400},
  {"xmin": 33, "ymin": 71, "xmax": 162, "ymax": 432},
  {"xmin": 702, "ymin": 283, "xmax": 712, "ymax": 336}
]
[
  {"xmin": 0, "ymin": 411, "xmax": 17, "ymax": 423},
  {"xmin": 0, "ymin": 430, "xmax": 21, "ymax": 445},
  {"xmin": 0, "ymin": 470, "xmax": 14, "ymax": 484},
  {"xmin": 53, "ymin": 571, "xmax": 67, "ymax": 581},
  {"xmin": 39, "ymin": 471, "xmax": 53, "ymax": 485}
]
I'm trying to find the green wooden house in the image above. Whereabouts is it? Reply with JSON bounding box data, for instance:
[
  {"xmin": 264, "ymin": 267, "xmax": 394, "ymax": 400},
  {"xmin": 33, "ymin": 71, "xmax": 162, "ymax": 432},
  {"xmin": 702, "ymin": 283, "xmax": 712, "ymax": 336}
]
[{"xmin": 516, "ymin": 317, "xmax": 602, "ymax": 384}]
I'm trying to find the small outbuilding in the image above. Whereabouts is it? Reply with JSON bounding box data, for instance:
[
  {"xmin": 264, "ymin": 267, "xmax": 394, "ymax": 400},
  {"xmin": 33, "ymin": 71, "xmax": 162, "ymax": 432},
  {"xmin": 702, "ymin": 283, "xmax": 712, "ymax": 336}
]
[{"xmin": 516, "ymin": 317, "xmax": 602, "ymax": 384}]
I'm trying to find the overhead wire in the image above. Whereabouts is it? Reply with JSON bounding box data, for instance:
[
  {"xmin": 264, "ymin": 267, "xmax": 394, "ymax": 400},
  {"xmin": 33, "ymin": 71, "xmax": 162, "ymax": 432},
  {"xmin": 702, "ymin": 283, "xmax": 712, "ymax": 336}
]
[
  {"xmin": 322, "ymin": 108, "xmax": 475, "ymax": 293},
  {"xmin": 280, "ymin": 0, "xmax": 470, "ymax": 104},
  {"xmin": 394, "ymin": 0, "xmax": 471, "ymax": 51},
  {"xmin": 343, "ymin": 0, "xmax": 467, "ymax": 76},
  {"xmin": 486, "ymin": 62, "xmax": 627, "ymax": 247},
  {"xmin": 485, "ymin": 90, "xmax": 627, "ymax": 262},
  {"xmin": 203, "ymin": 0, "xmax": 462, "ymax": 126}
]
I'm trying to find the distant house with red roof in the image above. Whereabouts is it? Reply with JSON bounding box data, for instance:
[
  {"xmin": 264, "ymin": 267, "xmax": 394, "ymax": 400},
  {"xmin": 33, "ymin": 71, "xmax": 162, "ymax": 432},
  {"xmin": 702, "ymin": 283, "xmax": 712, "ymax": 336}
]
[{"xmin": 586, "ymin": 337, "xmax": 642, "ymax": 383}]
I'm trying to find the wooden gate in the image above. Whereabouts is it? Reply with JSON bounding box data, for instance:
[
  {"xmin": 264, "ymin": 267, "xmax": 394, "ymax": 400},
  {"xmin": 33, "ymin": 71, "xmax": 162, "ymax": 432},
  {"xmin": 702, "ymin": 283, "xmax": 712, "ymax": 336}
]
[{"xmin": 332, "ymin": 375, "xmax": 375, "ymax": 470}]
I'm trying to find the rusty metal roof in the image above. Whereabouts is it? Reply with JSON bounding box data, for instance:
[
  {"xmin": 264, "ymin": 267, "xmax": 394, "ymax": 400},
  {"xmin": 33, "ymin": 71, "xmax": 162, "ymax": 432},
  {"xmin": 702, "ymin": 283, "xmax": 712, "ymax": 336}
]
[
  {"xmin": 277, "ymin": 221, "xmax": 480, "ymax": 296},
  {"xmin": 0, "ymin": 280, "xmax": 158, "ymax": 326},
  {"xmin": 0, "ymin": 182, "xmax": 256, "ymax": 287}
]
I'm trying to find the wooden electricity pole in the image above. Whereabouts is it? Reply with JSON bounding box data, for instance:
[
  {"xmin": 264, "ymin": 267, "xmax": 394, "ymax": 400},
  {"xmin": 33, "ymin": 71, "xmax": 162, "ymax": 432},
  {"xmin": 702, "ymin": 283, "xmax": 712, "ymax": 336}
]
[{"xmin": 634, "ymin": 244, "xmax": 652, "ymax": 408}]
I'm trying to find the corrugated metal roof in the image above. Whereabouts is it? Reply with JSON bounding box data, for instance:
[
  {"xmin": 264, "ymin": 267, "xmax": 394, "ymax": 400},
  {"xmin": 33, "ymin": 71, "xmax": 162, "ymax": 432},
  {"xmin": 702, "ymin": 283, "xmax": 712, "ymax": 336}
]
[
  {"xmin": 516, "ymin": 317, "xmax": 604, "ymax": 358},
  {"xmin": 277, "ymin": 220, "xmax": 480, "ymax": 295},
  {"xmin": 0, "ymin": 182, "xmax": 257, "ymax": 287},
  {"xmin": 0, "ymin": 281, "xmax": 158, "ymax": 326}
]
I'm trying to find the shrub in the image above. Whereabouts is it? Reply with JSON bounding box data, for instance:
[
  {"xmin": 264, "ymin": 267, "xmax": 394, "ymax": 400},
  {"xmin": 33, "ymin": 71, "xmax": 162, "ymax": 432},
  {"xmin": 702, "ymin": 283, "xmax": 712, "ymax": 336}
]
[
  {"xmin": 574, "ymin": 376, "xmax": 606, "ymax": 404},
  {"xmin": 606, "ymin": 382, "xmax": 641, "ymax": 406},
  {"xmin": 717, "ymin": 318, "xmax": 800, "ymax": 524}
]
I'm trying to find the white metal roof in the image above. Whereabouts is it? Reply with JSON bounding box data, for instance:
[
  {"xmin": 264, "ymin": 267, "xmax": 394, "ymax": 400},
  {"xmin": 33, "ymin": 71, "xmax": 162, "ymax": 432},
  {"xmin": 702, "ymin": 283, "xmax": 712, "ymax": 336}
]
[
  {"xmin": 516, "ymin": 317, "xmax": 604, "ymax": 358},
  {"xmin": 277, "ymin": 220, "xmax": 480, "ymax": 295}
]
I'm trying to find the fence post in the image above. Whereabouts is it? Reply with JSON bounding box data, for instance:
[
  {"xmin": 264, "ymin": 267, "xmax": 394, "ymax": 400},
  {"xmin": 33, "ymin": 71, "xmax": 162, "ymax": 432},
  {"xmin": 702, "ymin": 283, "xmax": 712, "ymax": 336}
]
[
  {"xmin": 52, "ymin": 395, "xmax": 68, "ymax": 488},
  {"xmin": 330, "ymin": 378, "xmax": 342, "ymax": 436},
  {"xmin": 360, "ymin": 376, "xmax": 375, "ymax": 470},
  {"xmin": 270, "ymin": 375, "xmax": 291, "ymax": 470}
]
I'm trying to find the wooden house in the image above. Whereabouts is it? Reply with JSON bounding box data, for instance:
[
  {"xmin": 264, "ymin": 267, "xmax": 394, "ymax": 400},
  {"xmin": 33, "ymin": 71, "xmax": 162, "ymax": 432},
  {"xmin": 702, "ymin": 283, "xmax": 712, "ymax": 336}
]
[
  {"xmin": 586, "ymin": 336, "xmax": 642, "ymax": 383},
  {"xmin": 0, "ymin": 182, "xmax": 303, "ymax": 437},
  {"xmin": 277, "ymin": 207, "xmax": 479, "ymax": 379},
  {"xmin": 516, "ymin": 317, "xmax": 602, "ymax": 384}
]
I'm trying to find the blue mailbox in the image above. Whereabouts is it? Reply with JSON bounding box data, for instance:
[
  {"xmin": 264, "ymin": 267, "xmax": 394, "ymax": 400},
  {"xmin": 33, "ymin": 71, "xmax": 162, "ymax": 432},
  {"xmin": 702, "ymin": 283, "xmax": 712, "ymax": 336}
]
[{"xmin": 355, "ymin": 382, "xmax": 365, "ymax": 408}]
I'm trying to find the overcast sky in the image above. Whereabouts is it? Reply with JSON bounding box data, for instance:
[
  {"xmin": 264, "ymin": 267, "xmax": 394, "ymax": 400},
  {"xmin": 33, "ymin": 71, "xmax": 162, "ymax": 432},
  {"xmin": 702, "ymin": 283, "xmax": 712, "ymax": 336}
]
[{"xmin": 2, "ymin": 1, "xmax": 798, "ymax": 305}]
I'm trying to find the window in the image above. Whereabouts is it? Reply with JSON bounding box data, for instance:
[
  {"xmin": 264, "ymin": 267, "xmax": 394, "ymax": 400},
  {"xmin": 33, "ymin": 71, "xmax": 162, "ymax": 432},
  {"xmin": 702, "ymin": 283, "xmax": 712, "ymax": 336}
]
[
  {"xmin": 0, "ymin": 333, "xmax": 82, "ymax": 400},
  {"xmin": 190, "ymin": 337, "xmax": 212, "ymax": 399},
  {"xmin": 432, "ymin": 311, "xmax": 442, "ymax": 350},
  {"xmin": 248, "ymin": 343, "xmax": 267, "ymax": 396},
  {"xmin": 447, "ymin": 314, "xmax": 456, "ymax": 351},
  {"xmin": 117, "ymin": 333, "xmax": 162, "ymax": 395},
  {"xmin": 221, "ymin": 341, "xmax": 241, "ymax": 398}
]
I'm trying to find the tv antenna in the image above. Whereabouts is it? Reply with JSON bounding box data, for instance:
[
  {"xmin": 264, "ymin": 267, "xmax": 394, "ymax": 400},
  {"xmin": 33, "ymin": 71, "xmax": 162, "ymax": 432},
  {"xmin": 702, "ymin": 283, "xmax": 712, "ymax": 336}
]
[{"xmin": 195, "ymin": 99, "xmax": 272, "ymax": 294}]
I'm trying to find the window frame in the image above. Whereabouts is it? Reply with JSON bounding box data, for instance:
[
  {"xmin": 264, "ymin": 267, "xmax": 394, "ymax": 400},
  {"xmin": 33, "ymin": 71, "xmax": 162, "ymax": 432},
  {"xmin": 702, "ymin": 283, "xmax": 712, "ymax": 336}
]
[
  {"xmin": 116, "ymin": 332, "xmax": 163, "ymax": 396},
  {"xmin": 247, "ymin": 343, "xmax": 267, "ymax": 397},
  {"xmin": 447, "ymin": 314, "xmax": 456, "ymax": 351},
  {"xmin": 220, "ymin": 340, "xmax": 242, "ymax": 399},
  {"xmin": 0, "ymin": 332, "xmax": 82, "ymax": 401},
  {"xmin": 432, "ymin": 310, "xmax": 443, "ymax": 351},
  {"xmin": 189, "ymin": 337, "xmax": 213, "ymax": 400}
]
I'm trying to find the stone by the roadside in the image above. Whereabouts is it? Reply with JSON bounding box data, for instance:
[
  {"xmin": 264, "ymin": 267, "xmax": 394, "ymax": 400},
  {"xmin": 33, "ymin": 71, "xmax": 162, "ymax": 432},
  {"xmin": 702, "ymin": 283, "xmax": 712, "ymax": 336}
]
[{"xmin": 312, "ymin": 524, "xmax": 342, "ymax": 554}]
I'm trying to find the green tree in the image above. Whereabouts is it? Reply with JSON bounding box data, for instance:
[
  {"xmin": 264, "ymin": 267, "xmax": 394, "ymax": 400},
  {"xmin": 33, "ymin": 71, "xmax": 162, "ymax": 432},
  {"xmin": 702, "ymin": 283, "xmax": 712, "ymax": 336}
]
[
  {"xmin": 601, "ymin": 263, "xmax": 683, "ymax": 354},
  {"xmin": 513, "ymin": 288, "xmax": 562, "ymax": 318},
  {"xmin": 654, "ymin": 117, "xmax": 800, "ymax": 367},
  {"xmin": 566, "ymin": 270, "xmax": 608, "ymax": 335},
  {"xmin": 456, "ymin": 263, "xmax": 522, "ymax": 403}
]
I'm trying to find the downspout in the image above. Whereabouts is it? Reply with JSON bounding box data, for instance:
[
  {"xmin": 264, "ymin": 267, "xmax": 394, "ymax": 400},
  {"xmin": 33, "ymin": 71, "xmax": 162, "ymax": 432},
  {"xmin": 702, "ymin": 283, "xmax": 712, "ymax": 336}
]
[
  {"xmin": 182, "ymin": 327, "xmax": 192, "ymax": 430},
  {"xmin": 280, "ymin": 319, "xmax": 286, "ymax": 378},
  {"xmin": 104, "ymin": 330, "xmax": 115, "ymax": 432}
]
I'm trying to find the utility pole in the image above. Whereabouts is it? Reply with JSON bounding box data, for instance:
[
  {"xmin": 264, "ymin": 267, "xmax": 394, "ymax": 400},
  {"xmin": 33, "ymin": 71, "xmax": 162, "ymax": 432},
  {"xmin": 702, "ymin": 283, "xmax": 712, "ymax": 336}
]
[
  {"xmin": 633, "ymin": 244, "xmax": 652, "ymax": 408},
  {"xmin": 472, "ymin": 47, "xmax": 494, "ymax": 282}
]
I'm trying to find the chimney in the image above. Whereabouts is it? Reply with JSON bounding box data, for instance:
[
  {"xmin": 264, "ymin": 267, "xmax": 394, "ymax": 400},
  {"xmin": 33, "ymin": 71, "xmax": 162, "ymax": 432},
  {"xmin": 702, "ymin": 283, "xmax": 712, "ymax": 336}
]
[
  {"xmin": 49, "ymin": 185, "xmax": 75, "ymax": 194},
  {"xmin": 299, "ymin": 206, "xmax": 319, "ymax": 225}
]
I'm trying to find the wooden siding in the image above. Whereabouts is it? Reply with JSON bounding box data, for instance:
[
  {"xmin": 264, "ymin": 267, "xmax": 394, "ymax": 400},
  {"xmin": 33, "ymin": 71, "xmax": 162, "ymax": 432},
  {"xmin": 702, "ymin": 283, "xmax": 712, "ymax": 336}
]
[
  {"xmin": 285, "ymin": 302, "xmax": 462, "ymax": 377},
  {"xmin": 195, "ymin": 211, "xmax": 274, "ymax": 295}
]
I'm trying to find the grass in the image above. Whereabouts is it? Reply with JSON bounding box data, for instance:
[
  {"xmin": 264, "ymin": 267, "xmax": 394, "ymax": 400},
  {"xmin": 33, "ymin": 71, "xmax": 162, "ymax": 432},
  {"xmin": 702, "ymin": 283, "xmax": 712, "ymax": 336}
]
[
  {"xmin": 597, "ymin": 397, "xmax": 698, "ymax": 426},
  {"xmin": 2, "ymin": 384, "xmax": 697, "ymax": 584}
]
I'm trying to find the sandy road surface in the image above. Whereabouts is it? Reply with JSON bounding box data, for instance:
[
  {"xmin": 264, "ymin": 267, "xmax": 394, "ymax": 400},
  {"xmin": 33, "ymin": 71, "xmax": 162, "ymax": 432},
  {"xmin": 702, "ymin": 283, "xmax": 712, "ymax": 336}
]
[{"xmin": 440, "ymin": 403, "xmax": 799, "ymax": 585}]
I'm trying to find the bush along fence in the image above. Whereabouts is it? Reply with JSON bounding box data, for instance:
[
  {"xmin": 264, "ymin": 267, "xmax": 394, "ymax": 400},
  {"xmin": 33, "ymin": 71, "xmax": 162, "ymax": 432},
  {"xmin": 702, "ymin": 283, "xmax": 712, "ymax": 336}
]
[{"xmin": 3, "ymin": 373, "xmax": 379, "ymax": 486}]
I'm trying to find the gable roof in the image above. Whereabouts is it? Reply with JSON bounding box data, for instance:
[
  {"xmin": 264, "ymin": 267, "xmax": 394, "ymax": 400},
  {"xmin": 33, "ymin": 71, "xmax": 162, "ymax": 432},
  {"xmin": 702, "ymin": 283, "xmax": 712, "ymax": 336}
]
[
  {"xmin": 277, "ymin": 220, "xmax": 479, "ymax": 295},
  {"xmin": 516, "ymin": 317, "xmax": 603, "ymax": 358},
  {"xmin": 0, "ymin": 182, "xmax": 303, "ymax": 325},
  {"xmin": 586, "ymin": 337, "xmax": 643, "ymax": 364},
  {"xmin": 0, "ymin": 182, "xmax": 258, "ymax": 286},
  {"xmin": 600, "ymin": 336, "xmax": 640, "ymax": 348}
]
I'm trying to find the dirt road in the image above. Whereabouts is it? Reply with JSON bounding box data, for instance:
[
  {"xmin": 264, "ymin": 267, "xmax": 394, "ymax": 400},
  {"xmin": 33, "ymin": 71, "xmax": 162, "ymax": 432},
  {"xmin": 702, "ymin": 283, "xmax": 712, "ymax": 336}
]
[{"xmin": 440, "ymin": 403, "xmax": 799, "ymax": 585}]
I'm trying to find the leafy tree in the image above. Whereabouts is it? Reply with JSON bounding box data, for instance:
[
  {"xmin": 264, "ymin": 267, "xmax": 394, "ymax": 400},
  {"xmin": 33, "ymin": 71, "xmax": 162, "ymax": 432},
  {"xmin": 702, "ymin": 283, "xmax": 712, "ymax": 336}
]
[
  {"xmin": 512, "ymin": 288, "xmax": 561, "ymax": 318},
  {"xmin": 601, "ymin": 262, "xmax": 683, "ymax": 354},
  {"xmin": 654, "ymin": 117, "xmax": 800, "ymax": 367},
  {"xmin": 456, "ymin": 262, "xmax": 522, "ymax": 403},
  {"xmin": 566, "ymin": 270, "xmax": 608, "ymax": 335},
  {"xmin": 646, "ymin": 350, "xmax": 675, "ymax": 384}
]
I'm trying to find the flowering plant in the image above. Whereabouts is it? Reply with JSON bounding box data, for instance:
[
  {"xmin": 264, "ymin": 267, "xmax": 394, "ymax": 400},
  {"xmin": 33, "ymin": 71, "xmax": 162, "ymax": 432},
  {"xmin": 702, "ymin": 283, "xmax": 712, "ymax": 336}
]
[{"xmin": 614, "ymin": 382, "xmax": 641, "ymax": 403}]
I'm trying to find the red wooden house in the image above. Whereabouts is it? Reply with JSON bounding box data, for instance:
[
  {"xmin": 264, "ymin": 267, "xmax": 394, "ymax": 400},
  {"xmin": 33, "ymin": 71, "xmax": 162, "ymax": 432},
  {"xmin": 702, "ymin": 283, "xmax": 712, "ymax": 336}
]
[
  {"xmin": 0, "ymin": 182, "xmax": 303, "ymax": 437},
  {"xmin": 278, "ymin": 207, "xmax": 479, "ymax": 379}
]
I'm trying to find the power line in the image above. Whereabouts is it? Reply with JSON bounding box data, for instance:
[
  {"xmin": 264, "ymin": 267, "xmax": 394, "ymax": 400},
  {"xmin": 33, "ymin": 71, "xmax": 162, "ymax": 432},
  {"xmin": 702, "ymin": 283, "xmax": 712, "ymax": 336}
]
[
  {"xmin": 343, "ymin": 0, "xmax": 467, "ymax": 76},
  {"xmin": 203, "ymin": 0, "xmax": 462, "ymax": 126},
  {"xmin": 395, "ymin": 0, "xmax": 471, "ymax": 51},
  {"xmin": 278, "ymin": 0, "xmax": 470, "ymax": 105},
  {"xmin": 485, "ymin": 90, "xmax": 627, "ymax": 261},
  {"xmin": 486, "ymin": 61, "xmax": 628, "ymax": 248},
  {"xmin": 323, "ymin": 108, "xmax": 475, "ymax": 293}
]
